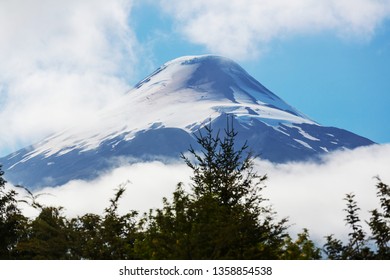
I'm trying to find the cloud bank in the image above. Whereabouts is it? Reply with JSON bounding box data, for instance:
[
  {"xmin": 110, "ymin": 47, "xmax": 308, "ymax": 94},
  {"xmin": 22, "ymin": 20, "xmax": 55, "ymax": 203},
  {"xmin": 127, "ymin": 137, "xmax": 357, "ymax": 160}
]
[
  {"xmin": 259, "ymin": 144, "xmax": 390, "ymax": 241},
  {"xmin": 8, "ymin": 144, "xmax": 390, "ymax": 245},
  {"xmin": 160, "ymin": 0, "xmax": 390, "ymax": 59},
  {"xmin": 13, "ymin": 161, "xmax": 192, "ymax": 218},
  {"xmin": 0, "ymin": 0, "xmax": 140, "ymax": 155}
]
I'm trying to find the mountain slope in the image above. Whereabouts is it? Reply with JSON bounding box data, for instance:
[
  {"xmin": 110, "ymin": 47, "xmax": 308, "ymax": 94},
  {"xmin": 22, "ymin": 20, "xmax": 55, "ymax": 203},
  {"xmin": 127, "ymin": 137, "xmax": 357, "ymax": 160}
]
[{"xmin": 1, "ymin": 55, "xmax": 374, "ymax": 188}]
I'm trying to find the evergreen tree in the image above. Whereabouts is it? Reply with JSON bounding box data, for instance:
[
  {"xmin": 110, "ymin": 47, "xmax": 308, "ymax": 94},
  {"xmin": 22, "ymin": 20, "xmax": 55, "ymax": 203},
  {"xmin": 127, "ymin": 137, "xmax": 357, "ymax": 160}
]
[{"xmin": 139, "ymin": 118, "xmax": 297, "ymax": 259}]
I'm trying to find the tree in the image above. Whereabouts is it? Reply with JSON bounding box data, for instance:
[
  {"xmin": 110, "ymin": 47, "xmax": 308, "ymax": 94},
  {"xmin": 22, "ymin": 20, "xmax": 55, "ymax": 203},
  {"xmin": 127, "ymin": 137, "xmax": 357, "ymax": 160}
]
[
  {"xmin": 281, "ymin": 228, "xmax": 321, "ymax": 260},
  {"xmin": 14, "ymin": 206, "xmax": 70, "ymax": 259},
  {"xmin": 344, "ymin": 193, "xmax": 372, "ymax": 258},
  {"xmin": 324, "ymin": 193, "xmax": 373, "ymax": 259},
  {"xmin": 368, "ymin": 177, "xmax": 390, "ymax": 259},
  {"xmin": 139, "ymin": 118, "xmax": 300, "ymax": 259},
  {"xmin": 135, "ymin": 184, "xmax": 194, "ymax": 259},
  {"xmin": 324, "ymin": 178, "xmax": 390, "ymax": 260},
  {"xmin": 0, "ymin": 165, "xmax": 25, "ymax": 259},
  {"xmin": 68, "ymin": 185, "xmax": 140, "ymax": 259}
]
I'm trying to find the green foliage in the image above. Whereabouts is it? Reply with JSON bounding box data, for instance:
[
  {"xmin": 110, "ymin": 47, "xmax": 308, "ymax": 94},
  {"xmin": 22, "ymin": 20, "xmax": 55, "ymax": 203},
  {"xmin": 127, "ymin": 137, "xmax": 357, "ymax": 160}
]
[
  {"xmin": 281, "ymin": 229, "xmax": 321, "ymax": 260},
  {"xmin": 0, "ymin": 165, "xmax": 26, "ymax": 259},
  {"xmin": 324, "ymin": 178, "xmax": 390, "ymax": 259},
  {"xmin": 135, "ymin": 184, "xmax": 194, "ymax": 259},
  {"xmin": 183, "ymin": 121, "xmax": 268, "ymax": 207},
  {"xmin": 68, "ymin": 185, "xmax": 140, "ymax": 259},
  {"xmin": 323, "ymin": 193, "xmax": 373, "ymax": 259},
  {"xmin": 343, "ymin": 193, "xmax": 371, "ymax": 258},
  {"xmin": 0, "ymin": 165, "xmax": 5, "ymax": 187},
  {"xmin": 3, "ymin": 180, "xmax": 140, "ymax": 259},
  {"xmin": 14, "ymin": 206, "xmax": 70, "ymax": 259},
  {"xmin": 323, "ymin": 234, "xmax": 344, "ymax": 260},
  {"xmin": 138, "ymin": 119, "xmax": 313, "ymax": 259},
  {"xmin": 368, "ymin": 177, "xmax": 390, "ymax": 259}
]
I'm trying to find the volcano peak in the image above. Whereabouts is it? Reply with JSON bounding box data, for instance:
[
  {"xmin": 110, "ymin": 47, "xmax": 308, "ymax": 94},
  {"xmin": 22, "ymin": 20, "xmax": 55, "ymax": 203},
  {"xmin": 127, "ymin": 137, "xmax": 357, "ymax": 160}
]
[{"xmin": 0, "ymin": 55, "xmax": 374, "ymax": 188}]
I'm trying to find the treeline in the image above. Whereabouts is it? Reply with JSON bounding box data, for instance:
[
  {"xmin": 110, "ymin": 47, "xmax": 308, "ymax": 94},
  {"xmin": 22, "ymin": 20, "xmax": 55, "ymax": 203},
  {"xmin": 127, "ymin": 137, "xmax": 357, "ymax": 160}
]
[{"xmin": 0, "ymin": 123, "xmax": 389, "ymax": 260}]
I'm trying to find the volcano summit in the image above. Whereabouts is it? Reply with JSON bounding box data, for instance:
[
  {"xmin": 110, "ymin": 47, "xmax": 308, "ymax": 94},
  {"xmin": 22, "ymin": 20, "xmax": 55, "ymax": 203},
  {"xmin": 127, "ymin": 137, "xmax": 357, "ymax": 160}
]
[{"xmin": 1, "ymin": 55, "xmax": 374, "ymax": 188}]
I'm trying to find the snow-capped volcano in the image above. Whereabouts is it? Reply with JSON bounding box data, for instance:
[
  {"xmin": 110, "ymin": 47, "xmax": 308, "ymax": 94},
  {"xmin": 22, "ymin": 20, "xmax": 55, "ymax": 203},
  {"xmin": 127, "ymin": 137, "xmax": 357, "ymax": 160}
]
[{"xmin": 1, "ymin": 55, "xmax": 374, "ymax": 188}]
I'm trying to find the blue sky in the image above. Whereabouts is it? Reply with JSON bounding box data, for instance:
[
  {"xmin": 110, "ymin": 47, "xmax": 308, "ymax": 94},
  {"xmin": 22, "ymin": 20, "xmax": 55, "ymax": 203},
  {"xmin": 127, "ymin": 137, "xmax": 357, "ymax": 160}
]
[
  {"xmin": 0, "ymin": 0, "xmax": 389, "ymax": 157},
  {"xmin": 130, "ymin": 1, "xmax": 390, "ymax": 144}
]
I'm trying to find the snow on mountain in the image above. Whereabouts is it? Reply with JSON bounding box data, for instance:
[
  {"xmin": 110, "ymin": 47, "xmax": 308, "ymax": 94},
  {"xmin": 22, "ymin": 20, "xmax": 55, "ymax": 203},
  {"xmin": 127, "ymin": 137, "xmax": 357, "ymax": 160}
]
[{"xmin": 0, "ymin": 55, "xmax": 374, "ymax": 188}]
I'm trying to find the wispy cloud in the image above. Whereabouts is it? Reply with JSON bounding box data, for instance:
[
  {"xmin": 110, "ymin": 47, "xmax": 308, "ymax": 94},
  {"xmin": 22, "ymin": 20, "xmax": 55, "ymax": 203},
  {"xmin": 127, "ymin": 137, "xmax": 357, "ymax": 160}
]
[
  {"xmin": 8, "ymin": 144, "xmax": 390, "ymax": 244},
  {"xmin": 160, "ymin": 0, "xmax": 390, "ymax": 59},
  {"xmin": 0, "ymin": 0, "xmax": 141, "ymax": 154}
]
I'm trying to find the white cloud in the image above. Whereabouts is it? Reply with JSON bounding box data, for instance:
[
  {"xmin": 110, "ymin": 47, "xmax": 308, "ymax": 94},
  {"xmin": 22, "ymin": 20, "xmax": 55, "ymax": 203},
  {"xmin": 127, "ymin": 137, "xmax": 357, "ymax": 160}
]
[
  {"xmin": 0, "ymin": 0, "xmax": 141, "ymax": 154},
  {"xmin": 8, "ymin": 144, "xmax": 390, "ymax": 246},
  {"xmin": 12, "ymin": 161, "xmax": 192, "ymax": 218},
  {"xmin": 160, "ymin": 0, "xmax": 390, "ymax": 59},
  {"xmin": 259, "ymin": 144, "xmax": 390, "ymax": 242}
]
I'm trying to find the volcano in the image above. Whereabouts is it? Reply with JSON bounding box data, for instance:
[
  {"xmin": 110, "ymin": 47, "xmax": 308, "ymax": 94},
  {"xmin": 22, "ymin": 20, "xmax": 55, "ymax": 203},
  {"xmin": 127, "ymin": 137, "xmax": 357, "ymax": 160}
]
[{"xmin": 1, "ymin": 55, "xmax": 374, "ymax": 188}]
